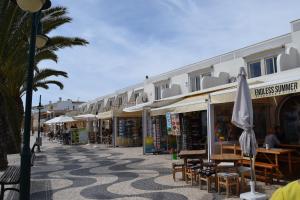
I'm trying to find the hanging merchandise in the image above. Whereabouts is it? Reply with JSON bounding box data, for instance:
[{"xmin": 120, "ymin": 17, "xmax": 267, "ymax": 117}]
[
  {"xmin": 102, "ymin": 119, "xmax": 112, "ymax": 145},
  {"xmin": 166, "ymin": 112, "xmax": 172, "ymax": 135},
  {"xmin": 152, "ymin": 117, "xmax": 161, "ymax": 151},
  {"xmin": 181, "ymin": 111, "xmax": 207, "ymax": 150},
  {"xmin": 171, "ymin": 114, "xmax": 181, "ymax": 136},
  {"xmin": 118, "ymin": 118, "xmax": 142, "ymax": 147}
]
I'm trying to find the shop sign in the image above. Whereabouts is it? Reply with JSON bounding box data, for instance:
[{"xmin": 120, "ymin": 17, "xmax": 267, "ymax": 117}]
[
  {"xmin": 171, "ymin": 113, "xmax": 181, "ymax": 136},
  {"xmin": 253, "ymin": 81, "xmax": 299, "ymax": 98},
  {"xmin": 166, "ymin": 112, "xmax": 172, "ymax": 135}
]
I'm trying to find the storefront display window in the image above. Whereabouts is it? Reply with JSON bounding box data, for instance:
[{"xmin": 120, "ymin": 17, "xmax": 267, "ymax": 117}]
[
  {"xmin": 280, "ymin": 95, "xmax": 300, "ymax": 144},
  {"xmin": 181, "ymin": 111, "xmax": 207, "ymax": 150},
  {"xmin": 117, "ymin": 117, "xmax": 142, "ymax": 147},
  {"xmin": 214, "ymin": 103, "xmax": 268, "ymax": 144}
]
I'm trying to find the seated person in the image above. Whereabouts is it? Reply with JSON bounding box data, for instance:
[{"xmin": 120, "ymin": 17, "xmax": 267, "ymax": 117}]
[
  {"xmin": 264, "ymin": 128, "xmax": 280, "ymax": 148},
  {"xmin": 271, "ymin": 180, "xmax": 300, "ymax": 200}
]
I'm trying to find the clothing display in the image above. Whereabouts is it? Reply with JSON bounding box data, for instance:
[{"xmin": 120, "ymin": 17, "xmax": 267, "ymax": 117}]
[
  {"xmin": 151, "ymin": 116, "xmax": 168, "ymax": 152},
  {"xmin": 99, "ymin": 119, "xmax": 112, "ymax": 145},
  {"xmin": 118, "ymin": 117, "xmax": 142, "ymax": 147},
  {"xmin": 181, "ymin": 111, "xmax": 207, "ymax": 150}
]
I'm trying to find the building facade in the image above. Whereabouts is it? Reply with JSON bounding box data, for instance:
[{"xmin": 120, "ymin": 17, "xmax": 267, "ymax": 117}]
[
  {"xmin": 78, "ymin": 20, "xmax": 300, "ymax": 154},
  {"xmin": 32, "ymin": 98, "xmax": 85, "ymax": 132}
]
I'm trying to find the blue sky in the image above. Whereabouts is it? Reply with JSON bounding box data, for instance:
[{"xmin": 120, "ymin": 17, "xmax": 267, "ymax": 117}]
[{"xmin": 33, "ymin": 0, "xmax": 300, "ymax": 105}]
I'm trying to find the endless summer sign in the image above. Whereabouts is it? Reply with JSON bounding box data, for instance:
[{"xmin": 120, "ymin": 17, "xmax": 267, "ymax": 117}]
[{"xmin": 253, "ymin": 81, "xmax": 300, "ymax": 98}]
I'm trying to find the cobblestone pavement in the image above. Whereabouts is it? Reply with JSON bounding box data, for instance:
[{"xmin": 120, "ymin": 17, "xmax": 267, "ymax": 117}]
[{"xmin": 3, "ymin": 136, "xmax": 279, "ymax": 200}]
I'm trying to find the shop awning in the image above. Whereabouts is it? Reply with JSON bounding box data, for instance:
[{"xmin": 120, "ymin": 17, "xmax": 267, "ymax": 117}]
[
  {"xmin": 97, "ymin": 111, "xmax": 113, "ymax": 119},
  {"xmin": 151, "ymin": 94, "xmax": 209, "ymax": 116},
  {"xmin": 123, "ymin": 95, "xmax": 184, "ymax": 113},
  {"xmin": 74, "ymin": 114, "xmax": 97, "ymax": 121},
  {"xmin": 210, "ymin": 75, "xmax": 300, "ymax": 104},
  {"xmin": 123, "ymin": 102, "xmax": 152, "ymax": 112},
  {"xmin": 44, "ymin": 116, "xmax": 76, "ymax": 124}
]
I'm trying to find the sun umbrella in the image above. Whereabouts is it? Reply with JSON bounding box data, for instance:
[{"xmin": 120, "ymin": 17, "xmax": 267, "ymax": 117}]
[
  {"xmin": 231, "ymin": 67, "xmax": 258, "ymax": 195},
  {"xmin": 44, "ymin": 116, "xmax": 76, "ymax": 124},
  {"xmin": 73, "ymin": 114, "xmax": 97, "ymax": 121}
]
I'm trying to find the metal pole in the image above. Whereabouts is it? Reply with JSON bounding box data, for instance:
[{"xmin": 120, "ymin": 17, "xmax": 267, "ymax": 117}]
[
  {"xmin": 20, "ymin": 12, "xmax": 38, "ymax": 200},
  {"xmin": 37, "ymin": 95, "xmax": 42, "ymax": 152}
]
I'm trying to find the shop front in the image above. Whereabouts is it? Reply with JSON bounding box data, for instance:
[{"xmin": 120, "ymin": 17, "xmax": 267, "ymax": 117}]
[
  {"xmin": 150, "ymin": 94, "xmax": 209, "ymax": 153},
  {"xmin": 98, "ymin": 111, "xmax": 114, "ymax": 146},
  {"xmin": 117, "ymin": 117, "xmax": 142, "ymax": 147},
  {"xmin": 73, "ymin": 114, "xmax": 98, "ymax": 144},
  {"xmin": 98, "ymin": 110, "xmax": 143, "ymax": 147},
  {"xmin": 208, "ymin": 76, "xmax": 300, "ymax": 175}
]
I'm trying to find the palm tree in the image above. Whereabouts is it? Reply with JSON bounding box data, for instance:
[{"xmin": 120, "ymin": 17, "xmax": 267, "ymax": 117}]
[{"xmin": 0, "ymin": 1, "xmax": 88, "ymax": 169}]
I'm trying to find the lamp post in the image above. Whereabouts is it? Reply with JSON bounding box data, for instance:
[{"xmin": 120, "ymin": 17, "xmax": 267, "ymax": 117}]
[
  {"xmin": 37, "ymin": 95, "xmax": 43, "ymax": 152},
  {"xmin": 15, "ymin": 0, "xmax": 51, "ymax": 199}
]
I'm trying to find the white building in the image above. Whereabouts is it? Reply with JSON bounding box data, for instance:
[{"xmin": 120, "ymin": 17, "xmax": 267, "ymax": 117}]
[
  {"xmin": 32, "ymin": 98, "xmax": 85, "ymax": 131},
  {"xmin": 79, "ymin": 20, "xmax": 300, "ymax": 154}
]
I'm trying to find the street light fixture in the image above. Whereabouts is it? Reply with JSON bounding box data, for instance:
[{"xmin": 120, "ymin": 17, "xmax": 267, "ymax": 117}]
[
  {"xmin": 36, "ymin": 34, "xmax": 49, "ymax": 48},
  {"xmin": 16, "ymin": 0, "xmax": 46, "ymax": 12},
  {"xmin": 16, "ymin": 0, "xmax": 52, "ymax": 199},
  {"xmin": 36, "ymin": 95, "xmax": 43, "ymax": 152}
]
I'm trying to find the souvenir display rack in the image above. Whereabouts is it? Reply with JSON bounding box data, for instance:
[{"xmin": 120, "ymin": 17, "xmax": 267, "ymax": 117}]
[
  {"xmin": 151, "ymin": 116, "xmax": 168, "ymax": 152},
  {"xmin": 181, "ymin": 111, "xmax": 206, "ymax": 150},
  {"xmin": 118, "ymin": 117, "xmax": 142, "ymax": 147}
]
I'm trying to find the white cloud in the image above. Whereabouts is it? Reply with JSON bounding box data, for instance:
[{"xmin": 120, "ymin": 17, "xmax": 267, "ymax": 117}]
[{"xmin": 33, "ymin": 0, "xmax": 300, "ymax": 105}]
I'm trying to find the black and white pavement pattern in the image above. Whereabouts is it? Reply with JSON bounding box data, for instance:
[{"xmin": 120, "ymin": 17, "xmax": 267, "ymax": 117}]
[{"xmin": 4, "ymin": 138, "xmax": 276, "ymax": 200}]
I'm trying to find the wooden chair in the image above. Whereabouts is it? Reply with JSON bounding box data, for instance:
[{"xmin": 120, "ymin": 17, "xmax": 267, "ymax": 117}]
[
  {"xmin": 198, "ymin": 162, "xmax": 217, "ymax": 192},
  {"xmin": 217, "ymin": 172, "xmax": 240, "ymax": 197},
  {"xmin": 237, "ymin": 154, "xmax": 252, "ymax": 191},
  {"xmin": 185, "ymin": 159, "xmax": 203, "ymax": 184},
  {"xmin": 172, "ymin": 161, "xmax": 184, "ymax": 181},
  {"xmin": 221, "ymin": 143, "xmax": 238, "ymax": 155}
]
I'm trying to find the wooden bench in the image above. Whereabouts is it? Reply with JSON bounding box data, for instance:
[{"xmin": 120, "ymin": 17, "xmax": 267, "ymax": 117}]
[
  {"xmin": 240, "ymin": 159, "xmax": 278, "ymax": 184},
  {"xmin": 0, "ymin": 144, "xmax": 37, "ymax": 199},
  {"xmin": 0, "ymin": 166, "xmax": 20, "ymax": 200}
]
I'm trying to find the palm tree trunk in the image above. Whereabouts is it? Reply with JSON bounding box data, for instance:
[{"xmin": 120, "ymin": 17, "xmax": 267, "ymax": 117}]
[
  {"xmin": 14, "ymin": 96, "xmax": 23, "ymax": 152},
  {"xmin": 3, "ymin": 95, "xmax": 21, "ymax": 154},
  {"xmin": 0, "ymin": 95, "xmax": 8, "ymax": 170}
]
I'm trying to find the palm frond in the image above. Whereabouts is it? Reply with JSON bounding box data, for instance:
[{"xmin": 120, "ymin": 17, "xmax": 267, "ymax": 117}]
[
  {"xmin": 45, "ymin": 36, "xmax": 89, "ymax": 51},
  {"xmin": 35, "ymin": 50, "xmax": 58, "ymax": 64},
  {"xmin": 33, "ymin": 68, "xmax": 68, "ymax": 83},
  {"xmin": 42, "ymin": 16, "xmax": 72, "ymax": 34},
  {"xmin": 34, "ymin": 80, "xmax": 64, "ymax": 91}
]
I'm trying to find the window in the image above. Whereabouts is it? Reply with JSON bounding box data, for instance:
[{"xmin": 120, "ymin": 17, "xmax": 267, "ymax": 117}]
[
  {"xmin": 265, "ymin": 56, "xmax": 277, "ymax": 75},
  {"xmin": 190, "ymin": 75, "xmax": 201, "ymax": 92},
  {"xmin": 190, "ymin": 72, "xmax": 211, "ymax": 92},
  {"xmin": 155, "ymin": 86, "xmax": 161, "ymax": 100},
  {"xmin": 118, "ymin": 97, "xmax": 122, "ymax": 106},
  {"xmin": 134, "ymin": 93, "xmax": 139, "ymax": 101},
  {"xmin": 165, "ymin": 83, "xmax": 169, "ymax": 89},
  {"xmin": 154, "ymin": 80, "xmax": 170, "ymax": 100},
  {"xmin": 248, "ymin": 61, "xmax": 261, "ymax": 78}
]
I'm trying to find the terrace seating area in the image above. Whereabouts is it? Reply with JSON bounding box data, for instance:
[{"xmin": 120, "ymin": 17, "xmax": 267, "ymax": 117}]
[{"xmin": 171, "ymin": 144, "xmax": 300, "ymax": 198}]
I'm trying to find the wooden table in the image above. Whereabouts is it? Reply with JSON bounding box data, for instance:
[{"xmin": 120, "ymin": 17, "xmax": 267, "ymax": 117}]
[
  {"xmin": 256, "ymin": 148, "xmax": 295, "ymax": 174},
  {"xmin": 222, "ymin": 145, "xmax": 295, "ymax": 174},
  {"xmin": 211, "ymin": 154, "xmax": 242, "ymax": 167},
  {"xmin": 178, "ymin": 150, "xmax": 206, "ymax": 180}
]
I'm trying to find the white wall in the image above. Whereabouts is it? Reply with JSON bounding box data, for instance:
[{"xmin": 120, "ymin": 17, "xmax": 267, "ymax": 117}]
[
  {"xmin": 170, "ymin": 73, "xmax": 189, "ymax": 94},
  {"xmin": 214, "ymin": 58, "xmax": 245, "ymax": 78}
]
